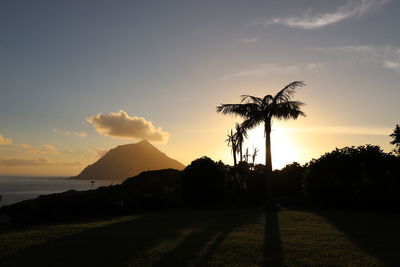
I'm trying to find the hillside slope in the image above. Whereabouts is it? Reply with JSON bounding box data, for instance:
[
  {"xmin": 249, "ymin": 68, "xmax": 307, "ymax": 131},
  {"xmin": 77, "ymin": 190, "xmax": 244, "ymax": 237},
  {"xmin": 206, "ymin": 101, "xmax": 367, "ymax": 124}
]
[{"xmin": 72, "ymin": 140, "xmax": 184, "ymax": 180}]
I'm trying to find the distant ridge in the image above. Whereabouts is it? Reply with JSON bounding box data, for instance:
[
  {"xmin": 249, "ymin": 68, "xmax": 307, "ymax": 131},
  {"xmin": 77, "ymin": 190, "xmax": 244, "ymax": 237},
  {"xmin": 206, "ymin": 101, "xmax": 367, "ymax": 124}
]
[{"xmin": 72, "ymin": 140, "xmax": 185, "ymax": 181}]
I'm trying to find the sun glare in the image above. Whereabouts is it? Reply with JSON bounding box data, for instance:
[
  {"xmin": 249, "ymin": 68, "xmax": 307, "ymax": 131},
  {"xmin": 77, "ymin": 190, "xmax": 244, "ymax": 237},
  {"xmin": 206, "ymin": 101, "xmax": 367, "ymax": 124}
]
[{"xmin": 244, "ymin": 126, "xmax": 300, "ymax": 170}]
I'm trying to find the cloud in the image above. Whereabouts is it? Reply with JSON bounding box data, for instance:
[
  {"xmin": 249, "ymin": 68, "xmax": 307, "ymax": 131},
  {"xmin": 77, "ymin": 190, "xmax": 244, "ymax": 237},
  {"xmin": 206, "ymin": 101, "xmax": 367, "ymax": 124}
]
[
  {"xmin": 383, "ymin": 61, "xmax": 400, "ymax": 72},
  {"xmin": 316, "ymin": 45, "xmax": 400, "ymax": 73},
  {"xmin": 307, "ymin": 63, "xmax": 324, "ymax": 73},
  {"xmin": 282, "ymin": 126, "xmax": 392, "ymax": 136},
  {"xmin": 222, "ymin": 64, "xmax": 300, "ymax": 80},
  {"xmin": 52, "ymin": 128, "xmax": 87, "ymax": 137},
  {"xmin": 20, "ymin": 144, "xmax": 59, "ymax": 154},
  {"xmin": 0, "ymin": 158, "xmax": 51, "ymax": 166},
  {"xmin": 61, "ymin": 161, "xmax": 82, "ymax": 166},
  {"xmin": 0, "ymin": 158, "xmax": 81, "ymax": 166},
  {"xmin": 222, "ymin": 63, "xmax": 322, "ymax": 80},
  {"xmin": 267, "ymin": 0, "xmax": 389, "ymax": 29},
  {"xmin": 87, "ymin": 110, "xmax": 169, "ymax": 143},
  {"xmin": 241, "ymin": 37, "xmax": 258, "ymax": 43},
  {"xmin": 0, "ymin": 135, "xmax": 12, "ymax": 145},
  {"xmin": 316, "ymin": 46, "xmax": 374, "ymax": 56}
]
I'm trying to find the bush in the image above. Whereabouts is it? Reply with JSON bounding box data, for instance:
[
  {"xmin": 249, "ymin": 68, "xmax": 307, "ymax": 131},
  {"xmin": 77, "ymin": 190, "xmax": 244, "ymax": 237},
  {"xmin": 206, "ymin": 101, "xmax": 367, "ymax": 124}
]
[
  {"xmin": 274, "ymin": 162, "xmax": 305, "ymax": 199},
  {"xmin": 303, "ymin": 145, "xmax": 400, "ymax": 209},
  {"xmin": 182, "ymin": 157, "xmax": 228, "ymax": 207},
  {"xmin": 0, "ymin": 169, "xmax": 183, "ymax": 225}
]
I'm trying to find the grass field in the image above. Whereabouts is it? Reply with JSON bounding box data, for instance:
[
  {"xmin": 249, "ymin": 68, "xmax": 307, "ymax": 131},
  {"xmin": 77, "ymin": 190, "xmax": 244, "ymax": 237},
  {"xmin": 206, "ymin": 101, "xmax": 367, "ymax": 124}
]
[{"xmin": 1, "ymin": 208, "xmax": 400, "ymax": 266}]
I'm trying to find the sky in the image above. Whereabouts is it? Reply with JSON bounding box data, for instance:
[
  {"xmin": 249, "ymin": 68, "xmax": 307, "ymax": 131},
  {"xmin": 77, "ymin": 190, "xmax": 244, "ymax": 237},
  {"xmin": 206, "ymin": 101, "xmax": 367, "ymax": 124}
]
[{"xmin": 0, "ymin": 0, "xmax": 399, "ymax": 175}]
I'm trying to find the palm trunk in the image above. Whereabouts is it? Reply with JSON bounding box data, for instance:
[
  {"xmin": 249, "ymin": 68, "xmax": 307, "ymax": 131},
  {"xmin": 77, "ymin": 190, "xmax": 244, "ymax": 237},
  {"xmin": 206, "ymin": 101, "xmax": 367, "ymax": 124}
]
[
  {"xmin": 232, "ymin": 145, "xmax": 237, "ymax": 167},
  {"xmin": 239, "ymin": 144, "xmax": 243, "ymax": 162},
  {"xmin": 265, "ymin": 120, "xmax": 273, "ymax": 209}
]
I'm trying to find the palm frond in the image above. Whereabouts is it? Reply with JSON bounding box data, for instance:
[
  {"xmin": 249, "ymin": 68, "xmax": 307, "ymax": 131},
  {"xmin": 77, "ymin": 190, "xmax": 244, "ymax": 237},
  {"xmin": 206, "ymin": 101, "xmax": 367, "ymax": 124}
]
[
  {"xmin": 272, "ymin": 101, "xmax": 306, "ymax": 120},
  {"xmin": 241, "ymin": 95, "xmax": 263, "ymax": 104},
  {"xmin": 274, "ymin": 81, "xmax": 305, "ymax": 103},
  {"xmin": 241, "ymin": 117, "xmax": 262, "ymax": 131},
  {"xmin": 216, "ymin": 103, "xmax": 259, "ymax": 118}
]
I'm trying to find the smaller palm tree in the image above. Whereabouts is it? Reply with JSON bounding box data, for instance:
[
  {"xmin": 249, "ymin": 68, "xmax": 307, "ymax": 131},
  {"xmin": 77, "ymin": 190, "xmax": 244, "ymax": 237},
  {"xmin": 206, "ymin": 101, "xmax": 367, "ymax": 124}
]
[
  {"xmin": 252, "ymin": 147, "xmax": 259, "ymax": 166},
  {"xmin": 226, "ymin": 129, "xmax": 238, "ymax": 166},
  {"xmin": 243, "ymin": 148, "xmax": 251, "ymax": 163},
  {"xmin": 234, "ymin": 123, "xmax": 248, "ymax": 162}
]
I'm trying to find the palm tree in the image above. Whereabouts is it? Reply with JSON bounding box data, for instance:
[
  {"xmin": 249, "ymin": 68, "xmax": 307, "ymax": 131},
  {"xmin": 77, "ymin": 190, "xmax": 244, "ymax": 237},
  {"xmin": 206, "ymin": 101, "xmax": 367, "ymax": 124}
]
[
  {"xmin": 226, "ymin": 129, "xmax": 238, "ymax": 166},
  {"xmin": 252, "ymin": 147, "xmax": 259, "ymax": 166},
  {"xmin": 217, "ymin": 81, "xmax": 306, "ymax": 207},
  {"xmin": 234, "ymin": 123, "xmax": 247, "ymax": 162},
  {"xmin": 243, "ymin": 148, "xmax": 251, "ymax": 163}
]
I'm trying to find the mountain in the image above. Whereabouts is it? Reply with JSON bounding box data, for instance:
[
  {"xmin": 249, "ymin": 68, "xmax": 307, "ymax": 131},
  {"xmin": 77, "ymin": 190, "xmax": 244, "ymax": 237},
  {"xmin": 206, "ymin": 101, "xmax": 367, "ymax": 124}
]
[{"xmin": 72, "ymin": 140, "xmax": 185, "ymax": 181}]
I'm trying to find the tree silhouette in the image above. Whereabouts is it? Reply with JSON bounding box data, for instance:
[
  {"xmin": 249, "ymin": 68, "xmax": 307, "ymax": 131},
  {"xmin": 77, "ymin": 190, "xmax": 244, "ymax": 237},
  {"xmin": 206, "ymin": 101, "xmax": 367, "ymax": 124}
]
[
  {"xmin": 234, "ymin": 123, "xmax": 247, "ymax": 162},
  {"xmin": 390, "ymin": 124, "xmax": 400, "ymax": 156},
  {"xmin": 217, "ymin": 81, "xmax": 306, "ymax": 207},
  {"xmin": 252, "ymin": 147, "xmax": 259, "ymax": 166},
  {"xmin": 243, "ymin": 148, "xmax": 251, "ymax": 163},
  {"xmin": 226, "ymin": 129, "xmax": 238, "ymax": 166}
]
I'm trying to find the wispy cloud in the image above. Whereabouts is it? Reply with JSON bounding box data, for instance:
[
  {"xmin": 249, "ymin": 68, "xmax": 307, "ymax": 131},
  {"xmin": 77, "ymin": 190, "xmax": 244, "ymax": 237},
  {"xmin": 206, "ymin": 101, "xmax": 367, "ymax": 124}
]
[
  {"xmin": 383, "ymin": 61, "xmax": 400, "ymax": 72},
  {"xmin": 281, "ymin": 126, "xmax": 392, "ymax": 136},
  {"xmin": 317, "ymin": 45, "xmax": 400, "ymax": 73},
  {"xmin": 0, "ymin": 134, "xmax": 12, "ymax": 145},
  {"xmin": 52, "ymin": 128, "xmax": 87, "ymax": 137},
  {"xmin": 307, "ymin": 63, "xmax": 324, "ymax": 73},
  {"xmin": 20, "ymin": 144, "xmax": 59, "ymax": 154},
  {"xmin": 87, "ymin": 110, "xmax": 169, "ymax": 143},
  {"xmin": 267, "ymin": 0, "xmax": 390, "ymax": 29},
  {"xmin": 0, "ymin": 158, "xmax": 81, "ymax": 166},
  {"xmin": 318, "ymin": 46, "xmax": 373, "ymax": 53},
  {"xmin": 222, "ymin": 64, "xmax": 300, "ymax": 80},
  {"xmin": 222, "ymin": 63, "xmax": 322, "ymax": 80},
  {"xmin": 241, "ymin": 37, "xmax": 258, "ymax": 43}
]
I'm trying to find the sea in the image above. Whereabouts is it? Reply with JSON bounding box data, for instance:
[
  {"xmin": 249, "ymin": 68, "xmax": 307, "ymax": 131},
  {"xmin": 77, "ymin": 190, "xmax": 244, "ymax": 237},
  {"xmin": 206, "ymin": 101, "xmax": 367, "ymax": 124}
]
[{"xmin": 0, "ymin": 176, "xmax": 115, "ymax": 207}]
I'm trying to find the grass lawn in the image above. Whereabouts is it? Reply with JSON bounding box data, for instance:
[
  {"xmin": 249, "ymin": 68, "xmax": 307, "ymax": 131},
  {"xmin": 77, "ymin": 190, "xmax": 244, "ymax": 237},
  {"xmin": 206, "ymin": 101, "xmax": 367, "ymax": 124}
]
[{"xmin": 1, "ymin": 208, "xmax": 400, "ymax": 266}]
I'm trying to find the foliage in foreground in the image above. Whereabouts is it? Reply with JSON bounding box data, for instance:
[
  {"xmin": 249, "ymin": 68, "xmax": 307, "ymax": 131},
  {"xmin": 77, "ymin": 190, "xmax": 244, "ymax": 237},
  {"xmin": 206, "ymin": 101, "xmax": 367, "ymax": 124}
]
[
  {"xmin": 0, "ymin": 169, "xmax": 182, "ymax": 225},
  {"xmin": 182, "ymin": 157, "xmax": 227, "ymax": 207},
  {"xmin": 390, "ymin": 124, "xmax": 400, "ymax": 155},
  {"xmin": 303, "ymin": 145, "xmax": 400, "ymax": 209}
]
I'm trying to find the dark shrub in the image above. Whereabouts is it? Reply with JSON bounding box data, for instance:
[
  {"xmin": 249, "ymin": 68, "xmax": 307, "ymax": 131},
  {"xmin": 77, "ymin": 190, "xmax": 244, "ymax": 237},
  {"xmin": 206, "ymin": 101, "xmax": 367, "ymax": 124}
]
[
  {"xmin": 303, "ymin": 145, "xmax": 400, "ymax": 209},
  {"xmin": 245, "ymin": 164, "xmax": 266, "ymax": 205},
  {"xmin": 121, "ymin": 169, "xmax": 182, "ymax": 210},
  {"xmin": 0, "ymin": 169, "xmax": 183, "ymax": 225},
  {"xmin": 182, "ymin": 157, "xmax": 227, "ymax": 207},
  {"xmin": 273, "ymin": 162, "xmax": 305, "ymax": 199}
]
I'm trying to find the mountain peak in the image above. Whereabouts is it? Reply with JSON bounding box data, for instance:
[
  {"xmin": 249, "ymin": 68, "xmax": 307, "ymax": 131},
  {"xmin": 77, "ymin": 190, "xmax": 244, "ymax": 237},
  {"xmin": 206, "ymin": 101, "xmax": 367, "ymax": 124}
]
[
  {"xmin": 138, "ymin": 139, "xmax": 152, "ymax": 145},
  {"xmin": 72, "ymin": 141, "xmax": 184, "ymax": 181}
]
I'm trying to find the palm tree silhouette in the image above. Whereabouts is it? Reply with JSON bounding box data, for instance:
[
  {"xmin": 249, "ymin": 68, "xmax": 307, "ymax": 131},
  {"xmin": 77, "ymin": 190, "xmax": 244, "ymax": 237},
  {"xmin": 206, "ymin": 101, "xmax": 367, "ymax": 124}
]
[
  {"xmin": 243, "ymin": 148, "xmax": 251, "ymax": 163},
  {"xmin": 252, "ymin": 147, "xmax": 259, "ymax": 166},
  {"xmin": 217, "ymin": 81, "xmax": 305, "ymax": 207},
  {"xmin": 226, "ymin": 129, "xmax": 238, "ymax": 166},
  {"xmin": 234, "ymin": 123, "xmax": 247, "ymax": 162}
]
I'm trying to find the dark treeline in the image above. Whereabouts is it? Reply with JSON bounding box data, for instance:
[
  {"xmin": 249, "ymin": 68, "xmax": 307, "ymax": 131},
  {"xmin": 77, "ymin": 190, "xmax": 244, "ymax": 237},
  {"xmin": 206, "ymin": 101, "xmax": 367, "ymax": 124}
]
[{"xmin": 1, "ymin": 144, "xmax": 400, "ymax": 226}]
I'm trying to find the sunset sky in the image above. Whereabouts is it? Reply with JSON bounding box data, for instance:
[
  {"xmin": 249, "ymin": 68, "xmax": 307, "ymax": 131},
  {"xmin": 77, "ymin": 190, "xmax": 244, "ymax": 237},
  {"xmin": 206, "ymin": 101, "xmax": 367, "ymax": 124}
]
[{"xmin": 0, "ymin": 0, "xmax": 399, "ymax": 175}]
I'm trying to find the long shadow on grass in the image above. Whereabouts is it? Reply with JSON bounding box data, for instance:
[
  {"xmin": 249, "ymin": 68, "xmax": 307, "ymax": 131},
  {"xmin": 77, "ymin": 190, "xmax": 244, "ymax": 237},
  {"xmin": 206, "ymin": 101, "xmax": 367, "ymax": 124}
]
[
  {"xmin": 0, "ymin": 209, "xmax": 262, "ymax": 267},
  {"xmin": 0, "ymin": 210, "xmax": 204, "ymax": 267},
  {"xmin": 317, "ymin": 210, "xmax": 400, "ymax": 266},
  {"xmin": 262, "ymin": 210, "xmax": 284, "ymax": 266},
  {"xmin": 152, "ymin": 208, "xmax": 262, "ymax": 266}
]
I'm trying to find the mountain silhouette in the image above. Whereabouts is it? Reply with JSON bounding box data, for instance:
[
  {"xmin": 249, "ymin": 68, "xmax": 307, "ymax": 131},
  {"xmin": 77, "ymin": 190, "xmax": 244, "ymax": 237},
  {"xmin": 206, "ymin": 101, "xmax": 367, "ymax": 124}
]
[{"xmin": 72, "ymin": 140, "xmax": 185, "ymax": 180}]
